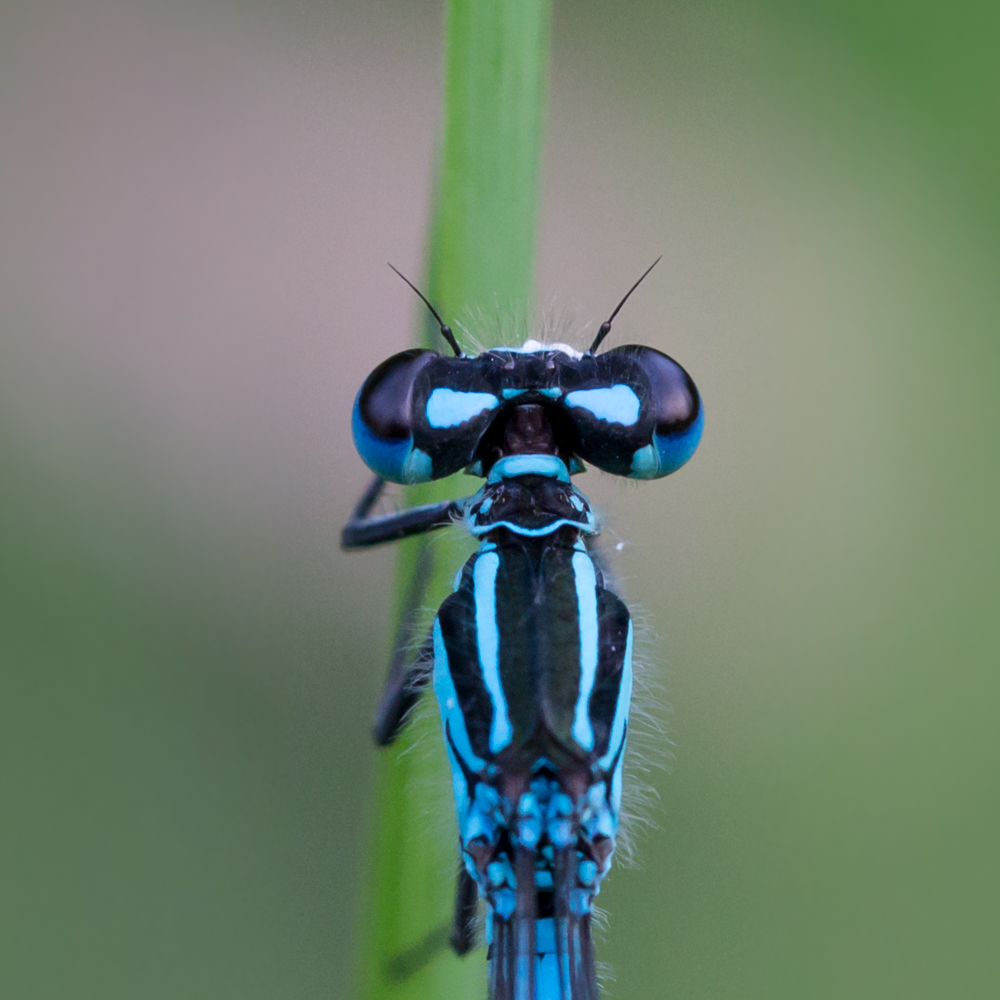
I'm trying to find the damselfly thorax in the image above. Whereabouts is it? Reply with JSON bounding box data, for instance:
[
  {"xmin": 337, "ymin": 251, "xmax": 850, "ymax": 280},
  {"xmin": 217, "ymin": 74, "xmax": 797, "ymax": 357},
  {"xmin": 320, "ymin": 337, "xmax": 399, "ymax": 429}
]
[{"xmin": 343, "ymin": 264, "xmax": 702, "ymax": 1000}]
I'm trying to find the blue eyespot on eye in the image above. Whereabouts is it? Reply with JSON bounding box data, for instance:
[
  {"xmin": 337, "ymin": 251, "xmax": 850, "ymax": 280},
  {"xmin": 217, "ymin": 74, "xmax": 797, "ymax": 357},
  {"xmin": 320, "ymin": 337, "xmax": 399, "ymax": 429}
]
[
  {"xmin": 352, "ymin": 348, "xmax": 437, "ymax": 483},
  {"xmin": 629, "ymin": 403, "xmax": 704, "ymax": 479}
]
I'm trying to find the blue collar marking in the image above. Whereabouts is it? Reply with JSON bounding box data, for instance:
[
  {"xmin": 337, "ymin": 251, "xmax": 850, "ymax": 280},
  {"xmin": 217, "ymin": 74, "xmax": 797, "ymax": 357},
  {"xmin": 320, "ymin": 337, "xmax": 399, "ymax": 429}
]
[{"xmin": 487, "ymin": 454, "xmax": 570, "ymax": 484}]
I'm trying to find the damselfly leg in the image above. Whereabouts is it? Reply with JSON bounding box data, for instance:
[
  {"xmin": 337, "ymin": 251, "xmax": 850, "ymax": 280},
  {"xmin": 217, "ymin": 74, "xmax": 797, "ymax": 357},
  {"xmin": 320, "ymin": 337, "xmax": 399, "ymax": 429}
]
[
  {"xmin": 370, "ymin": 538, "xmax": 436, "ymax": 746},
  {"xmin": 451, "ymin": 864, "xmax": 480, "ymax": 956},
  {"xmin": 341, "ymin": 475, "xmax": 461, "ymax": 550}
]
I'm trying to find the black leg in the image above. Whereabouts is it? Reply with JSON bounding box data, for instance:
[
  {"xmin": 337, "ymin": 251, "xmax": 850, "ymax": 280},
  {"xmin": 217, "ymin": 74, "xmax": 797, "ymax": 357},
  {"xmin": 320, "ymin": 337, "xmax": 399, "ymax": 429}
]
[
  {"xmin": 341, "ymin": 474, "xmax": 464, "ymax": 550},
  {"xmin": 372, "ymin": 628, "xmax": 435, "ymax": 746},
  {"xmin": 450, "ymin": 864, "xmax": 480, "ymax": 956},
  {"xmin": 384, "ymin": 925, "xmax": 451, "ymax": 982},
  {"xmin": 382, "ymin": 866, "xmax": 478, "ymax": 981},
  {"xmin": 372, "ymin": 544, "xmax": 436, "ymax": 746}
]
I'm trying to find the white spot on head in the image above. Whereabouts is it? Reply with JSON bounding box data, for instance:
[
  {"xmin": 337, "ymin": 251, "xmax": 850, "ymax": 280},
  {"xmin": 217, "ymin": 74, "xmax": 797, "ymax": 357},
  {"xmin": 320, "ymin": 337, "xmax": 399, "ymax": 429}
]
[{"xmin": 499, "ymin": 339, "xmax": 584, "ymax": 360}]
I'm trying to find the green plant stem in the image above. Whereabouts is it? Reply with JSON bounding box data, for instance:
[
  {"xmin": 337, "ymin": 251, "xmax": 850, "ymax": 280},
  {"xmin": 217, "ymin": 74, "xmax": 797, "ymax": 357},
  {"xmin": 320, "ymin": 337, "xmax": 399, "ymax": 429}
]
[{"xmin": 358, "ymin": 2, "xmax": 551, "ymax": 999}]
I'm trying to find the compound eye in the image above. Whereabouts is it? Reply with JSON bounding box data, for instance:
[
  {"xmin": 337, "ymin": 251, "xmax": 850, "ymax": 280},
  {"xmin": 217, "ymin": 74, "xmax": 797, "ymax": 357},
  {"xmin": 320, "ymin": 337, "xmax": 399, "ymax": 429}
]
[
  {"xmin": 602, "ymin": 345, "xmax": 703, "ymax": 479},
  {"xmin": 635, "ymin": 346, "xmax": 699, "ymax": 434},
  {"xmin": 352, "ymin": 349, "xmax": 437, "ymax": 483},
  {"xmin": 358, "ymin": 349, "xmax": 435, "ymax": 439}
]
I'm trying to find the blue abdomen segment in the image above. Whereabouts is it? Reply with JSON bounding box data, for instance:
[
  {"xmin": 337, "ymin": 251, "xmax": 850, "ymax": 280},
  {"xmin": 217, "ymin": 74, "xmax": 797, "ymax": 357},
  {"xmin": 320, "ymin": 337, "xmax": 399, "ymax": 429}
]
[
  {"xmin": 629, "ymin": 402, "xmax": 705, "ymax": 479},
  {"xmin": 471, "ymin": 772, "xmax": 619, "ymax": 1000}
]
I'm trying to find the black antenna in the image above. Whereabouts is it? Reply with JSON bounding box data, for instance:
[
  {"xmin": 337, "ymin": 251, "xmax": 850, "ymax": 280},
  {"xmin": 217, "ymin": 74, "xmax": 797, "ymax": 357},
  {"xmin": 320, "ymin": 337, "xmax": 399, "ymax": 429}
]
[
  {"xmin": 388, "ymin": 263, "xmax": 462, "ymax": 357},
  {"xmin": 588, "ymin": 256, "xmax": 662, "ymax": 354}
]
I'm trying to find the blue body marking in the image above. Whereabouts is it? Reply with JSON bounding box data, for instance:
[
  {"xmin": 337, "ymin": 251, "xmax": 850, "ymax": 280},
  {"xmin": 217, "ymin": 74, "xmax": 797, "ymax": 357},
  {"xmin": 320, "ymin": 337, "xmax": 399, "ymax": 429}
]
[
  {"xmin": 502, "ymin": 387, "xmax": 562, "ymax": 400},
  {"xmin": 426, "ymin": 387, "xmax": 499, "ymax": 428},
  {"xmin": 473, "ymin": 551, "xmax": 513, "ymax": 752},
  {"xmin": 565, "ymin": 384, "xmax": 641, "ymax": 426},
  {"xmin": 571, "ymin": 551, "xmax": 600, "ymax": 751},
  {"xmin": 488, "ymin": 454, "xmax": 570, "ymax": 483},
  {"xmin": 432, "ymin": 619, "xmax": 487, "ymax": 828},
  {"xmin": 598, "ymin": 619, "xmax": 633, "ymax": 773},
  {"xmin": 610, "ymin": 735, "xmax": 627, "ymax": 819},
  {"xmin": 601, "ymin": 620, "xmax": 634, "ymax": 822},
  {"xmin": 467, "ymin": 517, "xmax": 598, "ymax": 538}
]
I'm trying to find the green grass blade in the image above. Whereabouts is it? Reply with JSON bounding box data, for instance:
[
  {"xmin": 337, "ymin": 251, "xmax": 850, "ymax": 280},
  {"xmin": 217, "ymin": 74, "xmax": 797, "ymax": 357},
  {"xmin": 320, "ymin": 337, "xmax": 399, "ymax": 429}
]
[
  {"xmin": 434, "ymin": 0, "xmax": 552, "ymax": 329},
  {"xmin": 358, "ymin": 3, "xmax": 552, "ymax": 1000}
]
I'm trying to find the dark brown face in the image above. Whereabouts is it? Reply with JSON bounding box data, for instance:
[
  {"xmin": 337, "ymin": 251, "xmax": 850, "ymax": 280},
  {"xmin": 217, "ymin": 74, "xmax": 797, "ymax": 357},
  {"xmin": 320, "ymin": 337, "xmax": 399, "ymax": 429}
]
[
  {"xmin": 502, "ymin": 405, "xmax": 556, "ymax": 456},
  {"xmin": 472, "ymin": 401, "xmax": 578, "ymax": 474}
]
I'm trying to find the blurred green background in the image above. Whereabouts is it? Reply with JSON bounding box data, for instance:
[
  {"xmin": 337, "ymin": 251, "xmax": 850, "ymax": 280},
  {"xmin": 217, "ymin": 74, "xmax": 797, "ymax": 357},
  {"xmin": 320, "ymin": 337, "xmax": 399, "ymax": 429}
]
[{"xmin": 1, "ymin": 1, "xmax": 997, "ymax": 998}]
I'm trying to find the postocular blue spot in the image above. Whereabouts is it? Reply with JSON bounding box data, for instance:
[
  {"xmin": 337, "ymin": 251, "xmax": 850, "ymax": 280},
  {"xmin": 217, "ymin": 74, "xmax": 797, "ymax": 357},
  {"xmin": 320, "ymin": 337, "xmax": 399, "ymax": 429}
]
[
  {"xmin": 426, "ymin": 387, "xmax": 499, "ymax": 427},
  {"xmin": 565, "ymin": 384, "xmax": 641, "ymax": 426}
]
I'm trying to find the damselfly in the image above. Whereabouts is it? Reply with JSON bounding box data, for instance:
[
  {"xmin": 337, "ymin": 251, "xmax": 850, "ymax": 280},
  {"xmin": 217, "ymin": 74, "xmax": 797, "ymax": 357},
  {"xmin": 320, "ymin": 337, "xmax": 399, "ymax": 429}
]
[{"xmin": 343, "ymin": 262, "xmax": 703, "ymax": 1000}]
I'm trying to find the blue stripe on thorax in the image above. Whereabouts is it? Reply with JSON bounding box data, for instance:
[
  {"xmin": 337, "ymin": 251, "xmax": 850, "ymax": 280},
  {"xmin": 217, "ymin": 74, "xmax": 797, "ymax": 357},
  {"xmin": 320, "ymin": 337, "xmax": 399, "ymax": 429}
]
[
  {"xmin": 432, "ymin": 619, "xmax": 486, "ymax": 828},
  {"xmin": 599, "ymin": 619, "xmax": 634, "ymax": 817},
  {"xmin": 597, "ymin": 619, "xmax": 633, "ymax": 771},
  {"xmin": 473, "ymin": 550, "xmax": 513, "ymax": 753},
  {"xmin": 570, "ymin": 551, "xmax": 600, "ymax": 750}
]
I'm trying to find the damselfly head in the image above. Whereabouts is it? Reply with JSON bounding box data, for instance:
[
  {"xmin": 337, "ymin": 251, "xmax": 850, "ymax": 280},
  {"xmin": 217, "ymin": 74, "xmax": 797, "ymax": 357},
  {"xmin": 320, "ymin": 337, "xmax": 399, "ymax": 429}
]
[
  {"xmin": 353, "ymin": 340, "xmax": 703, "ymax": 485},
  {"xmin": 355, "ymin": 263, "xmax": 703, "ymax": 485}
]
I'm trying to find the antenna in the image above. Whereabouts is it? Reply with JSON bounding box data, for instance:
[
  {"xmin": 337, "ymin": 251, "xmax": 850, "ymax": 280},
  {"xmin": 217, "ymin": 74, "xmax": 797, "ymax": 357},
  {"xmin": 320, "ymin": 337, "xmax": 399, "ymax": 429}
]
[
  {"xmin": 588, "ymin": 256, "xmax": 662, "ymax": 355},
  {"xmin": 388, "ymin": 264, "xmax": 462, "ymax": 357}
]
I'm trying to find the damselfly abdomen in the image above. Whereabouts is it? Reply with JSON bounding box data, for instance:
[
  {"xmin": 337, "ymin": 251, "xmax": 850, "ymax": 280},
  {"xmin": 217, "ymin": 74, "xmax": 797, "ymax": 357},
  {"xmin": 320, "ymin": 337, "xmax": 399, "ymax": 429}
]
[{"xmin": 343, "ymin": 267, "xmax": 703, "ymax": 1000}]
